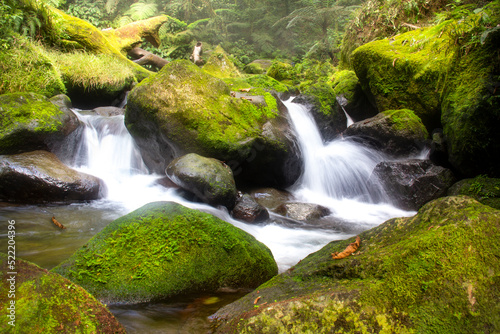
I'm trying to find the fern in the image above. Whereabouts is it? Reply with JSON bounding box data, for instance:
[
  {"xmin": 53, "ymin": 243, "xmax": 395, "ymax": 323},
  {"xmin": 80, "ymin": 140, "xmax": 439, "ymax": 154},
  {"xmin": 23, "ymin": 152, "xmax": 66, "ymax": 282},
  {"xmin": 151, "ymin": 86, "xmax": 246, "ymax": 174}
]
[
  {"xmin": 187, "ymin": 18, "xmax": 210, "ymax": 29},
  {"xmin": 125, "ymin": 2, "xmax": 158, "ymax": 21}
]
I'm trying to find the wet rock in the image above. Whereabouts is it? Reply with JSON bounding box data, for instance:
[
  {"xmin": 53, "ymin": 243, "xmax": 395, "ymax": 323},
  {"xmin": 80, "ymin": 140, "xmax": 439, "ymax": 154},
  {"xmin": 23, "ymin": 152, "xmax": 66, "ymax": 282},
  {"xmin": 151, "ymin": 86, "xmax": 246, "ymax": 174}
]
[
  {"xmin": 371, "ymin": 159, "xmax": 455, "ymax": 211},
  {"xmin": 231, "ymin": 193, "xmax": 269, "ymax": 223},
  {"xmin": 211, "ymin": 196, "xmax": 500, "ymax": 333},
  {"xmin": 250, "ymin": 187, "xmax": 295, "ymax": 211},
  {"xmin": 344, "ymin": 109, "xmax": 429, "ymax": 157},
  {"xmin": 0, "ymin": 253, "xmax": 125, "ymax": 333},
  {"xmin": 0, "ymin": 92, "xmax": 79, "ymax": 155},
  {"xmin": 166, "ymin": 153, "xmax": 237, "ymax": 209},
  {"xmin": 447, "ymin": 175, "xmax": 500, "ymax": 210},
  {"xmin": 274, "ymin": 202, "xmax": 331, "ymax": 221},
  {"xmin": 53, "ymin": 201, "xmax": 278, "ymax": 305},
  {"xmin": 0, "ymin": 150, "xmax": 106, "ymax": 203}
]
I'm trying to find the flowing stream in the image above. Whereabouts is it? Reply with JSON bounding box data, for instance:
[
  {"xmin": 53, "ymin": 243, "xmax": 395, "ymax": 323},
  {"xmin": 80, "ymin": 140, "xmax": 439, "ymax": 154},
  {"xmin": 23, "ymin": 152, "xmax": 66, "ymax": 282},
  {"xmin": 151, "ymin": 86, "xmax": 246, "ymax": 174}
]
[{"xmin": 0, "ymin": 100, "xmax": 414, "ymax": 333}]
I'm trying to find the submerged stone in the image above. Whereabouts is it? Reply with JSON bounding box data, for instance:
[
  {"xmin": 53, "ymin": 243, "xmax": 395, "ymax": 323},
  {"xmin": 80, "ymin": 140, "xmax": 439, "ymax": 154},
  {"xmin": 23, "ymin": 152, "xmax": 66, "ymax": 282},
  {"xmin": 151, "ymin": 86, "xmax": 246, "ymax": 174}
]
[
  {"xmin": 211, "ymin": 196, "xmax": 500, "ymax": 333},
  {"xmin": 53, "ymin": 201, "xmax": 278, "ymax": 305},
  {"xmin": 0, "ymin": 253, "xmax": 125, "ymax": 333}
]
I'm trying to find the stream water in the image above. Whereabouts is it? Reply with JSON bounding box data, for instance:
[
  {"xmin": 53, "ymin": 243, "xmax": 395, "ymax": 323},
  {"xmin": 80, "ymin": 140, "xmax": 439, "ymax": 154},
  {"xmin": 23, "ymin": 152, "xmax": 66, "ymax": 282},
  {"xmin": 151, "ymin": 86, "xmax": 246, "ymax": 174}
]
[{"xmin": 0, "ymin": 99, "xmax": 414, "ymax": 333}]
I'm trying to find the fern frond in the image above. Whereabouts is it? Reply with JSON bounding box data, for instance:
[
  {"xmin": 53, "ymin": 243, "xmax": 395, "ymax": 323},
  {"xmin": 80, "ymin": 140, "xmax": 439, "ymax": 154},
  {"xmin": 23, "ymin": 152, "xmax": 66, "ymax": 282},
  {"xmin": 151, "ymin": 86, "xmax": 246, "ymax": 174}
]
[
  {"xmin": 116, "ymin": 15, "xmax": 133, "ymax": 27},
  {"xmin": 187, "ymin": 18, "xmax": 210, "ymax": 29},
  {"xmin": 126, "ymin": 2, "xmax": 158, "ymax": 21}
]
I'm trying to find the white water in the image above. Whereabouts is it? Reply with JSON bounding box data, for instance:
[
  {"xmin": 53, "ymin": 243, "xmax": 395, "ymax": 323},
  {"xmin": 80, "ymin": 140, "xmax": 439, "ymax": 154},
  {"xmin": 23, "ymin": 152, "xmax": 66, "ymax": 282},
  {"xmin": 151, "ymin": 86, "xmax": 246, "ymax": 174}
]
[{"xmin": 67, "ymin": 104, "xmax": 414, "ymax": 272}]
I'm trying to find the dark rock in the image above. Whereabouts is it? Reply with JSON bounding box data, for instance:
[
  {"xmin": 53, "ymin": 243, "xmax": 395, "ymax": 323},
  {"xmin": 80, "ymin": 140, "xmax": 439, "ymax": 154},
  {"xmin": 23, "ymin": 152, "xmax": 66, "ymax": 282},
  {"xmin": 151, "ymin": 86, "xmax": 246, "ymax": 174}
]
[
  {"xmin": 0, "ymin": 150, "xmax": 106, "ymax": 203},
  {"xmin": 250, "ymin": 187, "xmax": 295, "ymax": 211},
  {"xmin": 447, "ymin": 175, "xmax": 500, "ymax": 210},
  {"xmin": 344, "ymin": 109, "xmax": 429, "ymax": 157},
  {"xmin": 0, "ymin": 253, "xmax": 125, "ymax": 333},
  {"xmin": 52, "ymin": 201, "xmax": 278, "ymax": 305},
  {"xmin": 371, "ymin": 159, "xmax": 455, "ymax": 210},
  {"xmin": 231, "ymin": 193, "xmax": 269, "ymax": 223},
  {"xmin": 166, "ymin": 153, "xmax": 237, "ymax": 209},
  {"xmin": 274, "ymin": 202, "xmax": 331, "ymax": 221}
]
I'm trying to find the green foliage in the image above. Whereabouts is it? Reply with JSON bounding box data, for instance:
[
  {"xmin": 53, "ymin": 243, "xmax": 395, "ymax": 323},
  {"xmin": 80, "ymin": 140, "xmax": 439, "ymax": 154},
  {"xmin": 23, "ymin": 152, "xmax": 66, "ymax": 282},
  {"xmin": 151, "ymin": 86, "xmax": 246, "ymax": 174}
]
[{"xmin": 66, "ymin": 0, "xmax": 105, "ymax": 27}]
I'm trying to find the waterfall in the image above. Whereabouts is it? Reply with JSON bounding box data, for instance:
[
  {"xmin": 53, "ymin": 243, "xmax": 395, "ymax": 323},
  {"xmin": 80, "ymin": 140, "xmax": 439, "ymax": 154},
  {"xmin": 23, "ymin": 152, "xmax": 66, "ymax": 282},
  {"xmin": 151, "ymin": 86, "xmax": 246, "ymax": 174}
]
[{"xmin": 285, "ymin": 99, "xmax": 388, "ymax": 203}]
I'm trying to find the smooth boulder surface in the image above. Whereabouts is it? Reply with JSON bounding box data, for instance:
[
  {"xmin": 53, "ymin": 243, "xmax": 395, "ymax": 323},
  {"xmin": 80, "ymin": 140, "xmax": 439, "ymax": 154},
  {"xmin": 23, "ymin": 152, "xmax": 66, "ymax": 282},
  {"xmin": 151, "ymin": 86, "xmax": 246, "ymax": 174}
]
[
  {"xmin": 231, "ymin": 193, "xmax": 269, "ymax": 223},
  {"xmin": 211, "ymin": 196, "xmax": 500, "ymax": 333},
  {"xmin": 344, "ymin": 109, "xmax": 429, "ymax": 157},
  {"xmin": 0, "ymin": 253, "xmax": 125, "ymax": 333},
  {"xmin": 126, "ymin": 59, "xmax": 302, "ymax": 188},
  {"xmin": 0, "ymin": 150, "xmax": 105, "ymax": 203},
  {"xmin": 370, "ymin": 159, "xmax": 455, "ymax": 211},
  {"xmin": 166, "ymin": 153, "xmax": 237, "ymax": 209},
  {"xmin": 274, "ymin": 202, "xmax": 331, "ymax": 222},
  {"xmin": 53, "ymin": 201, "xmax": 278, "ymax": 305},
  {"xmin": 0, "ymin": 92, "xmax": 79, "ymax": 155}
]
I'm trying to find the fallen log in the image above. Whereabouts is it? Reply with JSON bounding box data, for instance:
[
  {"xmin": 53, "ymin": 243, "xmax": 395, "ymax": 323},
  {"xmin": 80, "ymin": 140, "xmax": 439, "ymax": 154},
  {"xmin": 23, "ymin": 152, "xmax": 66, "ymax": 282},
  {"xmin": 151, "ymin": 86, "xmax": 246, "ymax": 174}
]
[{"xmin": 128, "ymin": 47, "xmax": 169, "ymax": 70}]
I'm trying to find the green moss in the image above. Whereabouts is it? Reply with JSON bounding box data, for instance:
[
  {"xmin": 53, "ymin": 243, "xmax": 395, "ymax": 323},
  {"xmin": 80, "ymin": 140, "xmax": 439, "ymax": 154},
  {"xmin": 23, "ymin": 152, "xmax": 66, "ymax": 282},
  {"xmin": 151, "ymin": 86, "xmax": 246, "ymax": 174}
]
[
  {"xmin": 0, "ymin": 93, "xmax": 64, "ymax": 153},
  {"xmin": 382, "ymin": 109, "xmax": 429, "ymax": 137},
  {"xmin": 52, "ymin": 202, "xmax": 278, "ymax": 304},
  {"xmin": 214, "ymin": 196, "xmax": 500, "ymax": 333},
  {"xmin": 203, "ymin": 45, "xmax": 242, "ymax": 79},
  {"xmin": 266, "ymin": 61, "xmax": 294, "ymax": 82},
  {"xmin": 448, "ymin": 176, "xmax": 500, "ymax": 210},
  {"xmin": 351, "ymin": 21, "xmax": 455, "ymax": 130},
  {"xmin": 331, "ymin": 70, "xmax": 359, "ymax": 102},
  {"xmin": 0, "ymin": 254, "xmax": 124, "ymax": 333},
  {"xmin": 301, "ymin": 82, "xmax": 337, "ymax": 116},
  {"xmin": 0, "ymin": 36, "xmax": 65, "ymax": 97},
  {"xmin": 243, "ymin": 63, "xmax": 264, "ymax": 74}
]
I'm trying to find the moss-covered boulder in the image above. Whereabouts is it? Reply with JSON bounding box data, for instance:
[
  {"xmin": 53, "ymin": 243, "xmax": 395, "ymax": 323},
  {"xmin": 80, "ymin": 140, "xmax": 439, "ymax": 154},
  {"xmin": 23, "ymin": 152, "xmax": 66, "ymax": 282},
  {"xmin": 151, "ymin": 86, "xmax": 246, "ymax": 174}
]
[
  {"xmin": 351, "ymin": 23, "xmax": 451, "ymax": 131},
  {"xmin": 211, "ymin": 196, "xmax": 500, "ymax": 333},
  {"xmin": 202, "ymin": 45, "xmax": 241, "ymax": 79},
  {"xmin": 266, "ymin": 61, "xmax": 294, "ymax": 82},
  {"xmin": 0, "ymin": 35, "xmax": 66, "ymax": 97},
  {"xmin": 350, "ymin": 11, "xmax": 500, "ymax": 177},
  {"xmin": 448, "ymin": 175, "xmax": 500, "ymax": 210},
  {"xmin": 53, "ymin": 201, "xmax": 278, "ymax": 305},
  {"xmin": 126, "ymin": 59, "xmax": 302, "ymax": 188},
  {"xmin": 330, "ymin": 70, "xmax": 378, "ymax": 122},
  {"xmin": 166, "ymin": 153, "xmax": 237, "ymax": 209},
  {"xmin": 0, "ymin": 93, "xmax": 79, "ymax": 155},
  {"xmin": 0, "ymin": 253, "xmax": 125, "ymax": 333},
  {"xmin": 344, "ymin": 109, "xmax": 429, "ymax": 157},
  {"xmin": 292, "ymin": 82, "xmax": 347, "ymax": 142},
  {"xmin": 0, "ymin": 150, "xmax": 106, "ymax": 203}
]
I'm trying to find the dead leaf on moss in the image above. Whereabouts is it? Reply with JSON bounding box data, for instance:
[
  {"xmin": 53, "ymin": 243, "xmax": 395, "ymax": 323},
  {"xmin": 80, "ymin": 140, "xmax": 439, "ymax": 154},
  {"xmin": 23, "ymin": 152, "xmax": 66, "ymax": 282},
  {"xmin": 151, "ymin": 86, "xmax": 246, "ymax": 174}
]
[{"xmin": 331, "ymin": 236, "xmax": 360, "ymax": 260}]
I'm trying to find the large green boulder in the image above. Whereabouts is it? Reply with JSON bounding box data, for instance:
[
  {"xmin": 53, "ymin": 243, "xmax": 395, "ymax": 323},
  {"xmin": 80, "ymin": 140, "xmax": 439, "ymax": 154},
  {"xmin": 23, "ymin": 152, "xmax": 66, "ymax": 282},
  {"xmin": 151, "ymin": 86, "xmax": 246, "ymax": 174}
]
[
  {"xmin": 212, "ymin": 196, "xmax": 500, "ymax": 333},
  {"xmin": 0, "ymin": 92, "xmax": 79, "ymax": 155},
  {"xmin": 0, "ymin": 253, "xmax": 125, "ymax": 333},
  {"xmin": 126, "ymin": 59, "xmax": 302, "ymax": 187},
  {"xmin": 351, "ymin": 13, "xmax": 500, "ymax": 177},
  {"xmin": 203, "ymin": 45, "xmax": 241, "ymax": 79},
  {"xmin": 53, "ymin": 201, "xmax": 278, "ymax": 304},
  {"xmin": 166, "ymin": 153, "xmax": 237, "ymax": 209}
]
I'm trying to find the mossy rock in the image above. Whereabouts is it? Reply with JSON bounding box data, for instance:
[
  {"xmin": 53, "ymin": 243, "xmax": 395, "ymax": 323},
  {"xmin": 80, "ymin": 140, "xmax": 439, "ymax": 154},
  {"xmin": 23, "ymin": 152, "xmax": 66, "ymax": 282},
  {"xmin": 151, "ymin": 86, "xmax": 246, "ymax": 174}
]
[
  {"xmin": 166, "ymin": 153, "xmax": 237, "ymax": 209},
  {"xmin": 351, "ymin": 22, "xmax": 453, "ymax": 131},
  {"xmin": 126, "ymin": 60, "xmax": 302, "ymax": 188},
  {"xmin": 224, "ymin": 74, "xmax": 295, "ymax": 96},
  {"xmin": 212, "ymin": 196, "xmax": 500, "ymax": 333},
  {"xmin": 448, "ymin": 175, "xmax": 500, "ymax": 210},
  {"xmin": 0, "ymin": 35, "xmax": 66, "ymax": 97},
  {"xmin": 53, "ymin": 201, "xmax": 278, "ymax": 304},
  {"xmin": 344, "ymin": 109, "xmax": 429, "ymax": 156},
  {"xmin": 203, "ymin": 45, "xmax": 242, "ymax": 79},
  {"xmin": 243, "ymin": 62, "xmax": 265, "ymax": 74},
  {"xmin": 0, "ymin": 253, "xmax": 125, "ymax": 333},
  {"xmin": 266, "ymin": 61, "xmax": 294, "ymax": 82},
  {"xmin": 0, "ymin": 93, "xmax": 78, "ymax": 154}
]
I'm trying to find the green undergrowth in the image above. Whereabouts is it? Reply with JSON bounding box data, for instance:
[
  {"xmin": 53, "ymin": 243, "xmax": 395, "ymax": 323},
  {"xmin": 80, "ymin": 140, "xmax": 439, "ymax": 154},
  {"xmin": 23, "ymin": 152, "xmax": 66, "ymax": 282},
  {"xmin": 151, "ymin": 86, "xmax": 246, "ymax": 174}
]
[
  {"xmin": 0, "ymin": 35, "xmax": 65, "ymax": 97},
  {"xmin": 215, "ymin": 196, "xmax": 500, "ymax": 333},
  {"xmin": 53, "ymin": 202, "xmax": 277, "ymax": 304}
]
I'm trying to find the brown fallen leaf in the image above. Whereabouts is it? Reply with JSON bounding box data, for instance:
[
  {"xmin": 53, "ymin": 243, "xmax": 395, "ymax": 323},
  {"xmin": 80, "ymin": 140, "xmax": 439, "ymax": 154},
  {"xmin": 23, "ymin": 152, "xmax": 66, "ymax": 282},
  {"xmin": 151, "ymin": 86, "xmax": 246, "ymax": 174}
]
[
  {"xmin": 51, "ymin": 216, "xmax": 66, "ymax": 229},
  {"xmin": 254, "ymin": 296, "xmax": 261, "ymax": 304},
  {"xmin": 240, "ymin": 88, "xmax": 251, "ymax": 92},
  {"xmin": 331, "ymin": 236, "xmax": 360, "ymax": 259}
]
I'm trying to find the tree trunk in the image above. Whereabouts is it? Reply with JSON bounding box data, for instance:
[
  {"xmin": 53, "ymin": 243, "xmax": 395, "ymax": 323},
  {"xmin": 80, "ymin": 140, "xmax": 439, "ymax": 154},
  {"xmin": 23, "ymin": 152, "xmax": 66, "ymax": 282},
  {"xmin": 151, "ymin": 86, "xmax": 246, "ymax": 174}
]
[{"xmin": 128, "ymin": 47, "xmax": 169, "ymax": 70}]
